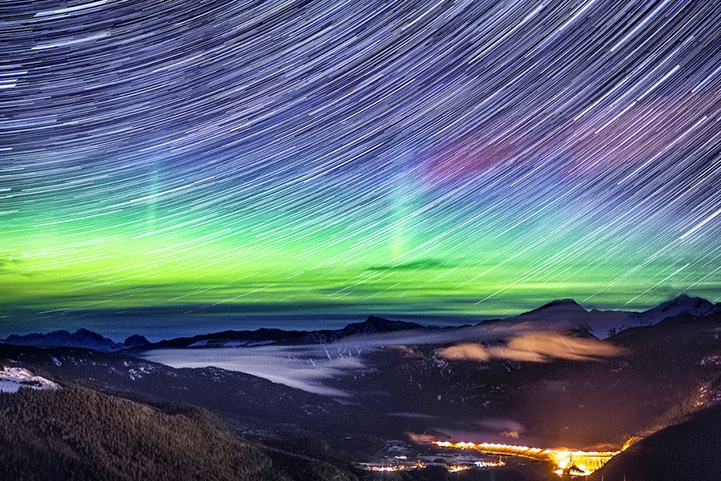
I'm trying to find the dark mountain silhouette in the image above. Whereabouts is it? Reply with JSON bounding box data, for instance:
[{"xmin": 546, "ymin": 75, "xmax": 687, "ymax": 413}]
[
  {"xmin": 4, "ymin": 296, "xmax": 718, "ymax": 352},
  {"xmin": 123, "ymin": 334, "xmax": 150, "ymax": 348},
  {"xmin": 590, "ymin": 403, "xmax": 721, "ymax": 481},
  {"xmin": 136, "ymin": 315, "xmax": 426, "ymax": 349},
  {"xmin": 3, "ymin": 328, "xmax": 124, "ymax": 351}
]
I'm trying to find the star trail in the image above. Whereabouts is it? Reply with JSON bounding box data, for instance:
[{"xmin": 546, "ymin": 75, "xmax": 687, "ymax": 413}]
[{"xmin": 0, "ymin": 0, "xmax": 719, "ymax": 330}]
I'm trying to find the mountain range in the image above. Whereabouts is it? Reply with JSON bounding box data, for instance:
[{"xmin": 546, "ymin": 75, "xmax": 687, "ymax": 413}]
[
  {"xmin": 2, "ymin": 328, "xmax": 150, "ymax": 352},
  {"xmin": 1, "ymin": 295, "xmax": 720, "ymax": 480},
  {"xmin": 3, "ymin": 295, "xmax": 718, "ymax": 352}
]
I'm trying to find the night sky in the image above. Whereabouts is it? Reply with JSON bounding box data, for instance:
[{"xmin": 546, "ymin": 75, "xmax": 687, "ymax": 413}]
[{"xmin": 1, "ymin": 0, "xmax": 720, "ymax": 333}]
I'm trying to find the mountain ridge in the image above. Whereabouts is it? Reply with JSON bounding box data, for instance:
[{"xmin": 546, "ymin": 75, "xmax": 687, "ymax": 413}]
[{"xmin": 3, "ymin": 295, "xmax": 717, "ymax": 351}]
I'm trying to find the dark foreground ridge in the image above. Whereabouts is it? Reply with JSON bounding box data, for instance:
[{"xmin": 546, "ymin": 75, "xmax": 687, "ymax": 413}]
[
  {"xmin": 0, "ymin": 384, "xmax": 357, "ymax": 481},
  {"xmin": 591, "ymin": 403, "xmax": 721, "ymax": 481}
]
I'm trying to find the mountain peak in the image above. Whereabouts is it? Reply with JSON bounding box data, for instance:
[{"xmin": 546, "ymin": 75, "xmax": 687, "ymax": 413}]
[
  {"xmin": 363, "ymin": 315, "xmax": 397, "ymax": 326},
  {"xmin": 74, "ymin": 328, "xmax": 109, "ymax": 340},
  {"xmin": 123, "ymin": 334, "xmax": 150, "ymax": 348},
  {"xmin": 536, "ymin": 298, "xmax": 586, "ymax": 311},
  {"xmin": 654, "ymin": 294, "xmax": 714, "ymax": 312},
  {"xmin": 339, "ymin": 316, "xmax": 424, "ymax": 336},
  {"xmin": 635, "ymin": 294, "xmax": 719, "ymax": 323}
]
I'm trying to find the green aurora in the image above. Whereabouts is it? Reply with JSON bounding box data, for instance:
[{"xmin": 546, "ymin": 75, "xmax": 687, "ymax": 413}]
[
  {"xmin": 2, "ymin": 0, "xmax": 720, "ymax": 335},
  {"xmin": 2, "ymin": 182, "xmax": 718, "ymax": 331}
]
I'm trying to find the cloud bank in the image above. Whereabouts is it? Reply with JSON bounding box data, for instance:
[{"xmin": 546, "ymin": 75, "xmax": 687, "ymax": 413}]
[{"xmin": 436, "ymin": 331, "xmax": 625, "ymax": 363}]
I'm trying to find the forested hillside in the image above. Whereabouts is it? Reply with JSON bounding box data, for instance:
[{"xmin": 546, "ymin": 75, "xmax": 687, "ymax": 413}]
[{"xmin": 0, "ymin": 385, "xmax": 356, "ymax": 481}]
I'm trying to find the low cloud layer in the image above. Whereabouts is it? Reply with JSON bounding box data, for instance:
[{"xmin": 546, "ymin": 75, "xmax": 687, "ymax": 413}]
[
  {"xmin": 143, "ymin": 345, "xmax": 365, "ymax": 398},
  {"xmin": 142, "ymin": 321, "xmax": 625, "ymax": 398},
  {"xmin": 437, "ymin": 331, "xmax": 625, "ymax": 363}
]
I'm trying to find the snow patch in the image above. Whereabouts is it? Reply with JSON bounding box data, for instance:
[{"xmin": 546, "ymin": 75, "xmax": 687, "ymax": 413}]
[{"xmin": 0, "ymin": 367, "xmax": 60, "ymax": 393}]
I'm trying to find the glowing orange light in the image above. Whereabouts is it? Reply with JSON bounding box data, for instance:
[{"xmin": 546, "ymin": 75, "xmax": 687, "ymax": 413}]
[{"xmin": 431, "ymin": 439, "xmax": 619, "ymax": 476}]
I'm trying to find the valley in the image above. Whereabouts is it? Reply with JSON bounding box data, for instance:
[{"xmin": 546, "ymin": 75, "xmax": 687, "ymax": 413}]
[{"xmin": 1, "ymin": 296, "xmax": 720, "ymax": 480}]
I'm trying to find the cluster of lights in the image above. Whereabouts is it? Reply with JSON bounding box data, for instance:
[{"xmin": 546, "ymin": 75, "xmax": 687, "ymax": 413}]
[
  {"xmin": 432, "ymin": 440, "xmax": 619, "ymax": 476},
  {"xmin": 552, "ymin": 452, "xmax": 591, "ymax": 477},
  {"xmin": 433, "ymin": 440, "xmax": 545, "ymax": 456},
  {"xmin": 367, "ymin": 462, "xmax": 426, "ymax": 472}
]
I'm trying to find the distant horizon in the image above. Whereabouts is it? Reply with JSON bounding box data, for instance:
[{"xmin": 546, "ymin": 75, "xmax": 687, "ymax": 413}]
[{"xmin": 2, "ymin": 292, "xmax": 716, "ymax": 343}]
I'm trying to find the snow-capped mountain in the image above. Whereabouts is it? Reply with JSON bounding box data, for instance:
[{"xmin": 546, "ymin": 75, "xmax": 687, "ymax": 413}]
[
  {"xmin": 501, "ymin": 298, "xmax": 634, "ymax": 338},
  {"xmin": 3, "ymin": 296, "xmax": 717, "ymax": 353},
  {"xmin": 631, "ymin": 294, "xmax": 721, "ymax": 326},
  {"xmin": 501, "ymin": 295, "xmax": 720, "ymax": 338}
]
